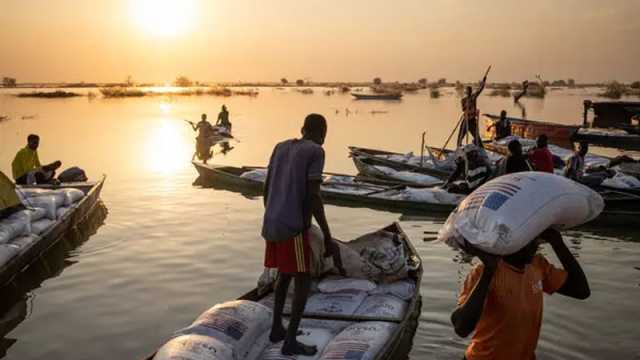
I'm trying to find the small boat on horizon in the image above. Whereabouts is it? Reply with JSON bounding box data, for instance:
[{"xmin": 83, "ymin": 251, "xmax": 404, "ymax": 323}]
[{"xmin": 351, "ymin": 92, "xmax": 403, "ymax": 100}]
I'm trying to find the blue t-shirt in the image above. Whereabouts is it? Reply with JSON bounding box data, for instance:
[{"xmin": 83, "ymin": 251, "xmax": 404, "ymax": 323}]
[{"xmin": 261, "ymin": 139, "xmax": 325, "ymax": 242}]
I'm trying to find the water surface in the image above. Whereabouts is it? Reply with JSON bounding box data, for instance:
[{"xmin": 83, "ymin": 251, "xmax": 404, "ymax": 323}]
[{"xmin": 1, "ymin": 87, "xmax": 639, "ymax": 359}]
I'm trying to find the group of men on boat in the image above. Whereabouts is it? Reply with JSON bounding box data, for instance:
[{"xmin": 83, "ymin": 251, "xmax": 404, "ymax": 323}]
[
  {"xmin": 189, "ymin": 105, "xmax": 233, "ymax": 163},
  {"xmin": 258, "ymin": 109, "xmax": 589, "ymax": 359}
]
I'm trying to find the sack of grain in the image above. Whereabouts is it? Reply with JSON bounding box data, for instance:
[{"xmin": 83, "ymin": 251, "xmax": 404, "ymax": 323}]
[
  {"xmin": 438, "ymin": 172, "xmax": 604, "ymax": 255},
  {"xmin": 320, "ymin": 322, "xmax": 397, "ymax": 360},
  {"xmin": 153, "ymin": 334, "xmax": 233, "ymax": 360}
]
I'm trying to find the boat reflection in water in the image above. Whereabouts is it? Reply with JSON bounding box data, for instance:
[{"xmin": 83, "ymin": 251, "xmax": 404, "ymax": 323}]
[{"xmin": 0, "ymin": 202, "xmax": 108, "ymax": 357}]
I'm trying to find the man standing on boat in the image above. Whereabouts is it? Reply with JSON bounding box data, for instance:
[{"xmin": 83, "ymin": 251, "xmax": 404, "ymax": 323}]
[
  {"xmin": 262, "ymin": 113, "xmax": 340, "ymax": 356},
  {"xmin": 12, "ymin": 134, "xmax": 62, "ymax": 185},
  {"xmin": 189, "ymin": 114, "xmax": 214, "ymax": 163},
  {"xmin": 451, "ymin": 229, "xmax": 590, "ymax": 360},
  {"xmin": 457, "ymin": 75, "xmax": 488, "ymax": 147},
  {"xmin": 216, "ymin": 105, "xmax": 232, "ymax": 132}
]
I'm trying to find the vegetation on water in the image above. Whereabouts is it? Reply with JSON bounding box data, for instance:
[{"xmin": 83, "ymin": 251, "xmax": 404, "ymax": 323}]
[
  {"xmin": 16, "ymin": 90, "xmax": 82, "ymax": 98},
  {"xmin": 2, "ymin": 77, "xmax": 17, "ymax": 88},
  {"xmin": 99, "ymin": 86, "xmax": 258, "ymax": 98},
  {"xmin": 429, "ymin": 86, "xmax": 441, "ymax": 98},
  {"xmin": 488, "ymin": 88, "xmax": 511, "ymax": 97},
  {"xmin": 598, "ymin": 81, "xmax": 640, "ymax": 99}
]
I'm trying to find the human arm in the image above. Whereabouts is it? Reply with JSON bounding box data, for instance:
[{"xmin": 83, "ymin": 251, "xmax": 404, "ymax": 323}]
[
  {"xmin": 445, "ymin": 159, "xmax": 464, "ymax": 186},
  {"xmin": 451, "ymin": 243, "xmax": 498, "ymax": 338},
  {"xmin": 514, "ymin": 80, "xmax": 529, "ymax": 102},
  {"xmin": 539, "ymin": 229, "xmax": 590, "ymax": 299},
  {"xmin": 473, "ymin": 76, "xmax": 487, "ymax": 98}
]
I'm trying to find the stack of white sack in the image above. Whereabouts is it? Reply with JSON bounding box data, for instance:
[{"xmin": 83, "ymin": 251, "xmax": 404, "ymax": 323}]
[
  {"xmin": 0, "ymin": 211, "xmax": 32, "ymax": 243},
  {"xmin": 438, "ymin": 172, "xmax": 604, "ymax": 255},
  {"xmin": 384, "ymin": 187, "xmax": 464, "ymax": 205},
  {"xmin": 319, "ymin": 322, "xmax": 398, "ymax": 360},
  {"xmin": 601, "ymin": 171, "xmax": 640, "ymax": 189},
  {"xmin": 372, "ymin": 165, "xmax": 442, "ymax": 186},
  {"xmin": 16, "ymin": 188, "xmax": 84, "ymax": 221},
  {"xmin": 161, "ymin": 300, "xmax": 272, "ymax": 360},
  {"xmin": 239, "ymin": 169, "xmax": 267, "ymax": 182},
  {"xmin": 305, "ymin": 225, "xmax": 410, "ymax": 282}
]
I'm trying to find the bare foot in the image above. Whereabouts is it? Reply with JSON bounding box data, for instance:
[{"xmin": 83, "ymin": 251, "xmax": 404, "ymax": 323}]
[{"xmin": 282, "ymin": 340, "xmax": 317, "ymax": 356}]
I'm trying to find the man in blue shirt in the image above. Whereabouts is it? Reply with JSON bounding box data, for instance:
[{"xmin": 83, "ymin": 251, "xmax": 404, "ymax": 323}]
[{"xmin": 262, "ymin": 113, "xmax": 340, "ymax": 356}]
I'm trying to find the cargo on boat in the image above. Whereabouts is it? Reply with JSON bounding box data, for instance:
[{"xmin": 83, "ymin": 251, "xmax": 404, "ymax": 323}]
[
  {"xmin": 0, "ymin": 176, "xmax": 106, "ymax": 287},
  {"xmin": 348, "ymin": 146, "xmax": 457, "ymax": 180},
  {"xmin": 192, "ymin": 162, "xmax": 464, "ymax": 214},
  {"xmin": 144, "ymin": 222, "xmax": 423, "ymax": 360}
]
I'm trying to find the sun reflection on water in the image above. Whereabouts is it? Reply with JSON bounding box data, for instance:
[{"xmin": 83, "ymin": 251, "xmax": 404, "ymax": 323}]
[{"xmin": 145, "ymin": 119, "xmax": 192, "ymax": 175}]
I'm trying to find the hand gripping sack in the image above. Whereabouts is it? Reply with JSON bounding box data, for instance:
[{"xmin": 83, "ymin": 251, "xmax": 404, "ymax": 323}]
[{"xmin": 438, "ymin": 172, "xmax": 604, "ymax": 255}]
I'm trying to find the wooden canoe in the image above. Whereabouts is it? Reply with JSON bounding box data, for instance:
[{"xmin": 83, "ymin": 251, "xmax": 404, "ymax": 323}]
[
  {"xmin": 351, "ymin": 93, "xmax": 402, "ymax": 100},
  {"xmin": 352, "ymin": 155, "xmax": 444, "ymax": 188},
  {"xmin": 192, "ymin": 162, "xmax": 459, "ymax": 215},
  {"xmin": 143, "ymin": 222, "xmax": 423, "ymax": 360},
  {"xmin": 482, "ymin": 113, "xmax": 579, "ymax": 149},
  {"xmin": 348, "ymin": 146, "xmax": 455, "ymax": 180},
  {"xmin": 0, "ymin": 176, "xmax": 106, "ymax": 287}
]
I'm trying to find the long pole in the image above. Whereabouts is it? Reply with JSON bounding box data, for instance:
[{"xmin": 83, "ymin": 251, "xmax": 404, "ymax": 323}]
[{"xmin": 420, "ymin": 132, "xmax": 426, "ymax": 167}]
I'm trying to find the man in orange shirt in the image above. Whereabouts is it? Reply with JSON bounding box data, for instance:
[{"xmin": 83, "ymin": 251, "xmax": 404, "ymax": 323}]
[{"xmin": 451, "ymin": 228, "xmax": 590, "ymax": 360}]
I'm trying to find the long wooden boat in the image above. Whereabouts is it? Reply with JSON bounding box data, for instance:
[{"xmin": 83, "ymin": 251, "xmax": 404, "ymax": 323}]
[
  {"xmin": 571, "ymin": 129, "xmax": 640, "ymax": 151},
  {"xmin": 348, "ymin": 146, "xmax": 455, "ymax": 180},
  {"xmin": 192, "ymin": 162, "xmax": 460, "ymax": 214},
  {"xmin": 0, "ymin": 176, "xmax": 106, "ymax": 287},
  {"xmin": 352, "ymin": 155, "xmax": 443, "ymax": 188},
  {"xmin": 143, "ymin": 222, "xmax": 423, "ymax": 360},
  {"xmin": 483, "ymin": 113, "xmax": 578, "ymax": 149},
  {"xmin": 351, "ymin": 92, "xmax": 402, "ymax": 100},
  {"xmin": 585, "ymin": 101, "xmax": 640, "ymax": 128}
]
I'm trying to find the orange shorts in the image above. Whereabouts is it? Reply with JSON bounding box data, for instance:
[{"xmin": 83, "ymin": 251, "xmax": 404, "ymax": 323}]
[{"xmin": 264, "ymin": 231, "xmax": 311, "ymax": 274}]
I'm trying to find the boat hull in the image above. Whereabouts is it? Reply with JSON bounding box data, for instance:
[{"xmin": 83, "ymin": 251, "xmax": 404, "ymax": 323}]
[
  {"xmin": 0, "ymin": 176, "xmax": 106, "ymax": 287},
  {"xmin": 143, "ymin": 222, "xmax": 423, "ymax": 360},
  {"xmin": 483, "ymin": 114, "xmax": 578, "ymax": 149}
]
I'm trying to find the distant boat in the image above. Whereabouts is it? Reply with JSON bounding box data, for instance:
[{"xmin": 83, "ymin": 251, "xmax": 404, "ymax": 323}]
[{"xmin": 351, "ymin": 92, "xmax": 402, "ymax": 100}]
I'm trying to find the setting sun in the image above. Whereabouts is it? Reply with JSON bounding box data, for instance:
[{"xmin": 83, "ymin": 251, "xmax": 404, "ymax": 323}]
[{"xmin": 131, "ymin": 0, "xmax": 198, "ymax": 37}]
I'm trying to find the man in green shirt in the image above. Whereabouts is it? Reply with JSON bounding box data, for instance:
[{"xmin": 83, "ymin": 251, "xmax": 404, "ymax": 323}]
[
  {"xmin": 12, "ymin": 134, "xmax": 61, "ymax": 185},
  {"xmin": 0, "ymin": 171, "xmax": 24, "ymax": 220}
]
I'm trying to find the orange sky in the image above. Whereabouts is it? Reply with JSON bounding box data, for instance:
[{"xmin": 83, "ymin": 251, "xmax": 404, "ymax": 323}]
[{"xmin": 1, "ymin": 0, "xmax": 638, "ymax": 83}]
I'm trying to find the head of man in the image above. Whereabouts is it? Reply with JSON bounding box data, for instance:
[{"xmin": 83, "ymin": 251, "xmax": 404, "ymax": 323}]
[
  {"xmin": 466, "ymin": 86, "xmax": 472, "ymax": 97},
  {"xmin": 578, "ymin": 141, "xmax": 589, "ymax": 156},
  {"xmin": 27, "ymin": 134, "xmax": 40, "ymax": 151},
  {"xmin": 508, "ymin": 140, "xmax": 522, "ymax": 156},
  {"xmin": 499, "ymin": 110, "xmax": 507, "ymax": 121},
  {"xmin": 222, "ymin": 105, "xmax": 227, "ymax": 111},
  {"xmin": 301, "ymin": 113, "xmax": 327, "ymax": 145},
  {"xmin": 536, "ymin": 134, "xmax": 548, "ymax": 148},
  {"xmin": 201, "ymin": 113, "xmax": 207, "ymax": 121},
  {"xmin": 504, "ymin": 239, "xmax": 539, "ymax": 266}
]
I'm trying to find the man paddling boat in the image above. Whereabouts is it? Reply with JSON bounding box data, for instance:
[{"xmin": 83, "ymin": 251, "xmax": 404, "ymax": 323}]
[
  {"xmin": 457, "ymin": 72, "xmax": 488, "ymax": 147},
  {"xmin": 451, "ymin": 229, "xmax": 590, "ymax": 360},
  {"xmin": 261, "ymin": 113, "xmax": 341, "ymax": 356}
]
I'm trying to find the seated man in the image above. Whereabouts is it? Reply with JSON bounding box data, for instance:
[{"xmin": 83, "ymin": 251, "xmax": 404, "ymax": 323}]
[
  {"xmin": 528, "ymin": 134, "xmax": 555, "ymax": 173},
  {"xmin": 0, "ymin": 171, "xmax": 24, "ymax": 220},
  {"xmin": 502, "ymin": 139, "xmax": 532, "ymax": 174},
  {"xmin": 216, "ymin": 105, "xmax": 232, "ymax": 131},
  {"xmin": 444, "ymin": 144, "xmax": 492, "ymax": 195},
  {"xmin": 451, "ymin": 228, "xmax": 590, "ymax": 360},
  {"xmin": 12, "ymin": 134, "xmax": 62, "ymax": 185},
  {"xmin": 487, "ymin": 110, "xmax": 511, "ymax": 140},
  {"xmin": 564, "ymin": 142, "xmax": 610, "ymax": 186}
]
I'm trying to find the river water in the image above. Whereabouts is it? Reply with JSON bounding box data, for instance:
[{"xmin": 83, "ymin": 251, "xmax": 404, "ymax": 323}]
[{"xmin": 0, "ymin": 87, "xmax": 639, "ymax": 359}]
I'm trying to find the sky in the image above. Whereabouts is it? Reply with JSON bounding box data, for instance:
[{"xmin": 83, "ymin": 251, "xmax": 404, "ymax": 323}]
[{"xmin": 1, "ymin": 0, "xmax": 639, "ymax": 83}]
